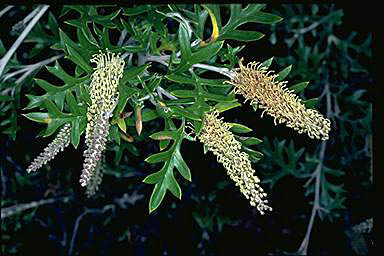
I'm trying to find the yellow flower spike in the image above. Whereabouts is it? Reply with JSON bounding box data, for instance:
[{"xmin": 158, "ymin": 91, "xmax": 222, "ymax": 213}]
[
  {"xmin": 80, "ymin": 50, "xmax": 125, "ymax": 190},
  {"xmin": 228, "ymin": 58, "xmax": 331, "ymax": 140},
  {"xmin": 85, "ymin": 50, "xmax": 125, "ymax": 144},
  {"xmin": 198, "ymin": 110, "xmax": 272, "ymax": 215}
]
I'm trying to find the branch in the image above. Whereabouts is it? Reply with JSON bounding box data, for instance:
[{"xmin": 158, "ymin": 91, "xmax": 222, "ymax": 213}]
[
  {"xmin": 0, "ymin": 5, "xmax": 49, "ymax": 77},
  {"xmin": 1, "ymin": 53, "xmax": 64, "ymax": 85},
  {"xmin": 144, "ymin": 54, "xmax": 234, "ymax": 79},
  {"xmin": 297, "ymin": 141, "xmax": 326, "ymax": 255},
  {"xmin": 68, "ymin": 205, "xmax": 114, "ymax": 256},
  {"xmin": 296, "ymin": 83, "xmax": 331, "ymax": 255},
  {"xmin": 157, "ymin": 86, "xmax": 177, "ymax": 100},
  {"xmin": 12, "ymin": 5, "xmax": 42, "ymax": 32},
  {"xmin": 0, "ymin": 5, "xmax": 14, "ymax": 18},
  {"xmin": 192, "ymin": 63, "xmax": 234, "ymax": 79},
  {"xmin": 1, "ymin": 195, "xmax": 70, "ymax": 219}
]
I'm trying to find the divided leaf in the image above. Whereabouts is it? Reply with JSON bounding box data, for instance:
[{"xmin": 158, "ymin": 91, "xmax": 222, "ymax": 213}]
[{"xmin": 143, "ymin": 121, "xmax": 191, "ymax": 213}]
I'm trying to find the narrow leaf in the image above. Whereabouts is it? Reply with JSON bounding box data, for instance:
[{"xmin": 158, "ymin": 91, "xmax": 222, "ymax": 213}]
[
  {"xmin": 228, "ymin": 123, "xmax": 252, "ymax": 133},
  {"xmin": 166, "ymin": 173, "xmax": 182, "ymax": 199},
  {"xmin": 71, "ymin": 117, "xmax": 81, "ymax": 148},
  {"xmin": 145, "ymin": 151, "xmax": 171, "ymax": 164},
  {"xmin": 289, "ymin": 81, "xmax": 309, "ymax": 93},
  {"xmin": 22, "ymin": 112, "xmax": 51, "ymax": 124},
  {"xmin": 220, "ymin": 30, "xmax": 264, "ymax": 42},
  {"xmin": 149, "ymin": 183, "xmax": 167, "ymax": 213},
  {"xmin": 150, "ymin": 130, "xmax": 176, "ymax": 140},
  {"xmin": 276, "ymin": 65, "xmax": 292, "ymax": 81},
  {"xmin": 174, "ymin": 151, "xmax": 192, "ymax": 181}
]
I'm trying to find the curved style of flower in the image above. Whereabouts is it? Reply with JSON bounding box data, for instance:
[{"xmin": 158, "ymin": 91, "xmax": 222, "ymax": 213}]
[
  {"xmin": 81, "ymin": 50, "xmax": 125, "ymax": 190},
  {"xmin": 198, "ymin": 110, "xmax": 272, "ymax": 215},
  {"xmin": 26, "ymin": 123, "xmax": 71, "ymax": 173},
  {"xmin": 227, "ymin": 59, "xmax": 331, "ymax": 140}
]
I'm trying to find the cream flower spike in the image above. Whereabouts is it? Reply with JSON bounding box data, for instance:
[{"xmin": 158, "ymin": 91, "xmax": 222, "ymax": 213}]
[
  {"xmin": 198, "ymin": 110, "xmax": 272, "ymax": 215},
  {"xmin": 85, "ymin": 49, "xmax": 125, "ymax": 144},
  {"xmin": 227, "ymin": 58, "xmax": 331, "ymax": 140},
  {"xmin": 81, "ymin": 50, "xmax": 124, "ymax": 188},
  {"xmin": 26, "ymin": 123, "xmax": 71, "ymax": 173}
]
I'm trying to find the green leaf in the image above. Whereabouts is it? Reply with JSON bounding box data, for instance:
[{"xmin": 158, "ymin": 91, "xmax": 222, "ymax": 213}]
[
  {"xmin": 243, "ymin": 147, "xmax": 264, "ymax": 159},
  {"xmin": 117, "ymin": 118, "xmax": 127, "ymax": 133},
  {"xmin": 220, "ymin": 30, "xmax": 264, "ymax": 42},
  {"xmin": 143, "ymin": 122, "xmax": 191, "ymax": 213},
  {"xmin": 122, "ymin": 45, "xmax": 146, "ymax": 53},
  {"xmin": 150, "ymin": 130, "xmax": 176, "ymax": 140},
  {"xmin": 44, "ymin": 99, "xmax": 65, "ymax": 118},
  {"xmin": 115, "ymin": 85, "xmax": 139, "ymax": 114},
  {"xmin": 202, "ymin": 90, "xmax": 235, "ymax": 102},
  {"xmin": 178, "ymin": 23, "xmax": 192, "ymax": 60},
  {"xmin": 229, "ymin": 123, "xmax": 252, "ymax": 133},
  {"xmin": 276, "ymin": 65, "xmax": 292, "ymax": 81},
  {"xmin": 236, "ymin": 136, "xmax": 263, "ymax": 146},
  {"xmin": 303, "ymin": 98, "xmax": 318, "ymax": 109},
  {"xmin": 123, "ymin": 5, "xmax": 153, "ymax": 16},
  {"xmin": 166, "ymin": 172, "xmax": 182, "ymax": 199},
  {"xmin": 44, "ymin": 119, "xmax": 67, "ymax": 137},
  {"xmin": 159, "ymin": 140, "xmax": 170, "ymax": 151},
  {"xmin": 171, "ymin": 90, "xmax": 195, "ymax": 98},
  {"xmin": 145, "ymin": 151, "xmax": 171, "ymax": 164},
  {"xmin": 65, "ymin": 90, "xmax": 80, "ymax": 115},
  {"xmin": 70, "ymin": 117, "xmax": 81, "ymax": 148},
  {"xmin": 170, "ymin": 106, "xmax": 201, "ymax": 121},
  {"xmin": 215, "ymin": 101, "xmax": 241, "ymax": 112},
  {"xmin": 22, "ymin": 112, "xmax": 50, "ymax": 124},
  {"xmin": 219, "ymin": 5, "xmax": 282, "ymax": 41},
  {"xmin": 249, "ymin": 11, "xmax": 282, "ymax": 24},
  {"xmin": 148, "ymin": 182, "xmax": 167, "ymax": 213},
  {"xmin": 59, "ymin": 28, "xmax": 78, "ymax": 53},
  {"xmin": 109, "ymin": 125, "xmax": 120, "ymax": 145},
  {"xmin": 289, "ymin": 81, "xmax": 309, "ymax": 93},
  {"xmin": 120, "ymin": 64, "xmax": 150, "ymax": 85},
  {"xmin": 262, "ymin": 57, "xmax": 274, "ymax": 68},
  {"xmin": 0, "ymin": 39, "xmax": 5, "ymax": 56},
  {"xmin": 0, "ymin": 95, "xmax": 13, "ymax": 101},
  {"xmin": 175, "ymin": 41, "xmax": 224, "ymax": 73},
  {"xmin": 190, "ymin": 41, "xmax": 224, "ymax": 65},
  {"xmin": 174, "ymin": 151, "xmax": 192, "ymax": 181},
  {"xmin": 34, "ymin": 79, "xmax": 62, "ymax": 93},
  {"xmin": 165, "ymin": 74, "xmax": 195, "ymax": 84},
  {"xmin": 79, "ymin": 84, "xmax": 91, "ymax": 105},
  {"xmin": 46, "ymin": 61, "xmax": 85, "ymax": 85},
  {"xmin": 143, "ymin": 170, "xmax": 165, "ymax": 184},
  {"xmin": 76, "ymin": 27, "xmax": 99, "ymax": 52},
  {"xmin": 147, "ymin": 75, "xmax": 163, "ymax": 92},
  {"xmin": 65, "ymin": 44, "xmax": 93, "ymax": 73}
]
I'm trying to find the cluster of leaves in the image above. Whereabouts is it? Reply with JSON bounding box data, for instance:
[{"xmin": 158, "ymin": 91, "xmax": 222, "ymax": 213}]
[
  {"xmin": 15, "ymin": 4, "xmax": 286, "ymax": 213},
  {"xmin": 1, "ymin": 4, "xmax": 372, "ymax": 255},
  {"xmin": 0, "ymin": 5, "xmax": 282, "ymax": 254}
]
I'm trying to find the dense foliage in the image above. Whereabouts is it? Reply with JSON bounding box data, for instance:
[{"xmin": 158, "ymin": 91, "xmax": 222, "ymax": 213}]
[{"xmin": 1, "ymin": 4, "xmax": 372, "ymax": 255}]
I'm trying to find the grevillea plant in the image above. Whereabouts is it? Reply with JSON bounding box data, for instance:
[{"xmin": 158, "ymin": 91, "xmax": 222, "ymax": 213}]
[
  {"xmin": 2, "ymin": 4, "xmax": 373, "ymax": 255},
  {"xmin": 19, "ymin": 5, "xmax": 331, "ymax": 216}
]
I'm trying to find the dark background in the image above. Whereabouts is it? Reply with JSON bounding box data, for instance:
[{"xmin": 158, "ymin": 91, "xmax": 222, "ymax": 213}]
[{"xmin": 1, "ymin": 4, "xmax": 373, "ymax": 255}]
